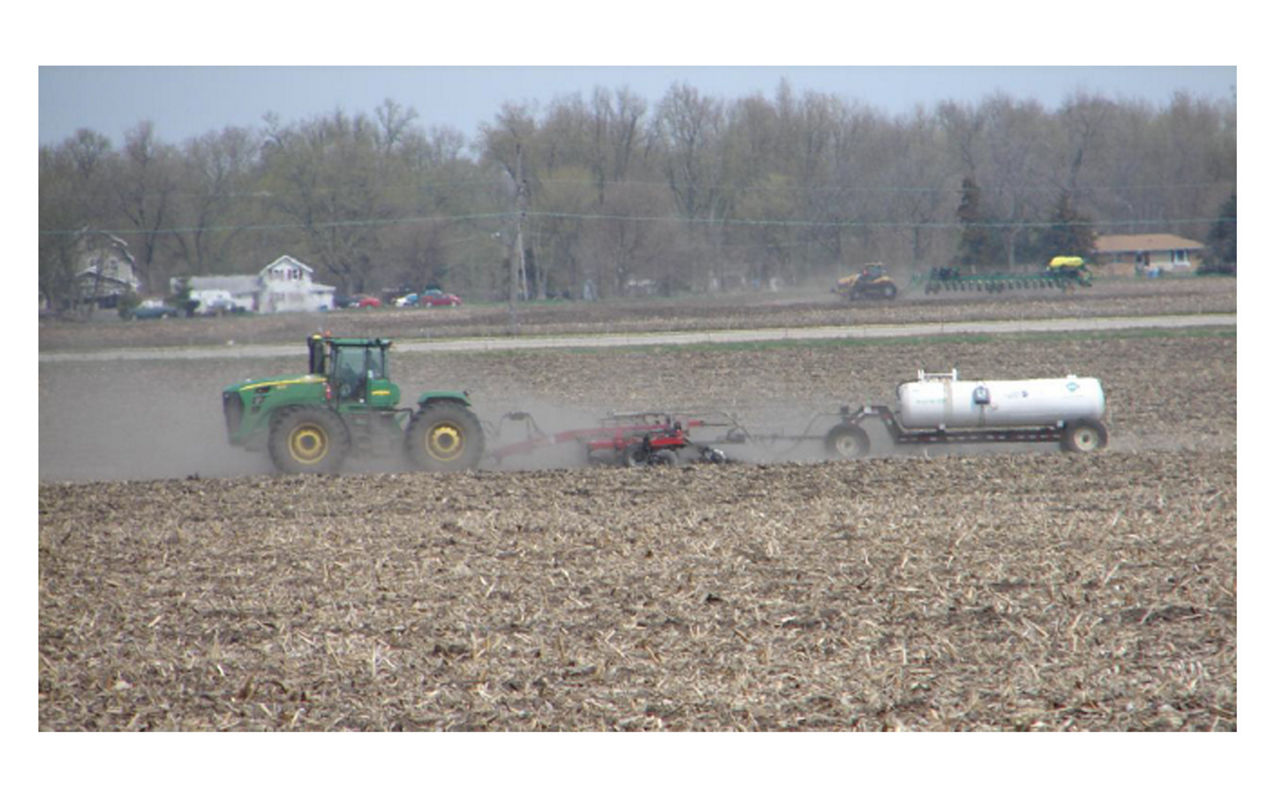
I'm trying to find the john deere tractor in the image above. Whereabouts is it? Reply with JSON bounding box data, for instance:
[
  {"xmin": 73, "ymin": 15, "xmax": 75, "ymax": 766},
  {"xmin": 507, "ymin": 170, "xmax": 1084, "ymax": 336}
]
[{"xmin": 221, "ymin": 334, "xmax": 485, "ymax": 474}]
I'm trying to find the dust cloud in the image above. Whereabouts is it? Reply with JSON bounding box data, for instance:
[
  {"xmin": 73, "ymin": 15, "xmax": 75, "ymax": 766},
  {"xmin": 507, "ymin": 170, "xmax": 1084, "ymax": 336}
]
[
  {"xmin": 39, "ymin": 357, "xmax": 281, "ymax": 482},
  {"xmin": 38, "ymin": 358, "xmax": 870, "ymax": 483},
  {"xmin": 36, "ymin": 349, "xmax": 1129, "ymax": 483}
]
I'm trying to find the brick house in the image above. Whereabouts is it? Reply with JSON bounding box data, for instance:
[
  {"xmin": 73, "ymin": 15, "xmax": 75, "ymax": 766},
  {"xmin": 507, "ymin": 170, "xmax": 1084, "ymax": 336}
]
[{"xmin": 1093, "ymin": 234, "xmax": 1205, "ymax": 276}]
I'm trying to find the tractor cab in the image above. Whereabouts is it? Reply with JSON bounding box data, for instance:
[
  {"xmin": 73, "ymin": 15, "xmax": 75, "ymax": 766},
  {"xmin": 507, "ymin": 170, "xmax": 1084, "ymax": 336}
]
[
  {"xmin": 308, "ymin": 334, "xmax": 400, "ymax": 408},
  {"xmin": 859, "ymin": 262, "xmax": 887, "ymax": 280}
]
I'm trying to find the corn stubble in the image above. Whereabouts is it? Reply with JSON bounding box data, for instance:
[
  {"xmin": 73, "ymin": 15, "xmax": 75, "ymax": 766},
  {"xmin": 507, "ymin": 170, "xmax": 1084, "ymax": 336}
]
[{"xmin": 39, "ymin": 445, "xmax": 1235, "ymax": 731}]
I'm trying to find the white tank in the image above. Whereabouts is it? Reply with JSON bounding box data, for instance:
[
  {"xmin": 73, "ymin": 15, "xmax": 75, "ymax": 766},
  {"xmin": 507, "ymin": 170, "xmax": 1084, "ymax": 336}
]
[{"xmin": 896, "ymin": 369, "xmax": 1105, "ymax": 429}]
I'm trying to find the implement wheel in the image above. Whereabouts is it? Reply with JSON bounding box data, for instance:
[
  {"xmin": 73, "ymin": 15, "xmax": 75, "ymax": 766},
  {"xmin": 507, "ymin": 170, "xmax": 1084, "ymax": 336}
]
[
  {"xmin": 269, "ymin": 406, "xmax": 350, "ymax": 474},
  {"xmin": 1060, "ymin": 420, "xmax": 1108, "ymax": 454},
  {"xmin": 824, "ymin": 424, "xmax": 871, "ymax": 460},
  {"xmin": 405, "ymin": 402, "xmax": 485, "ymax": 471}
]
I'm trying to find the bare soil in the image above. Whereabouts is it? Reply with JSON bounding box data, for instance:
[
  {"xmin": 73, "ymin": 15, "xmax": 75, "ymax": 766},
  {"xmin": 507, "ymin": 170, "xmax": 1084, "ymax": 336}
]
[{"xmin": 37, "ymin": 278, "xmax": 1237, "ymax": 730}]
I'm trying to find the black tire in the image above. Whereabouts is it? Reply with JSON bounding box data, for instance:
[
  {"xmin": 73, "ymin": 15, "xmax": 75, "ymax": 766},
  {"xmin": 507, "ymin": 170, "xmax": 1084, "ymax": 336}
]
[
  {"xmin": 404, "ymin": 402, "xmax": 485, "ymax": 471},
  {"xmin": 622, "ymin": 441, "xmax": 650, "ymax": 467},
  {"xmin": 824, "ymin": 424, "xmax": 870, "ymax": 459},
  {"xmin": 1060, "ymin": 420, "xmax": 1108, "ymax": 453},
  {"xmin": 882, "ymin": 283, "xmax": 897, "ymax": 299},
  {"xmin": 268, "ymin": 406, "xmax": 350, "ymax": 474},
  {"xmin": 648, "ymin": 449, "xmax": 678, "ymax": 467}
]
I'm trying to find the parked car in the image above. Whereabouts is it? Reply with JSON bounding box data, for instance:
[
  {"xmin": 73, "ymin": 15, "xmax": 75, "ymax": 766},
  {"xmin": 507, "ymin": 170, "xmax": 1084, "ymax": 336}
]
[
  {"xmin": 193, "ymin": 290, "xmax": 247, "ymax": 316},
  {"xmin": 354, "ymin": 294, "xmax": 382, "ymax": 309},
  {"xmin": 127, "ymin": 299, "xmax": 181, "ymax": 320},
  {"xmin": 419, "ymin": 289, "xmax": 463, "ymax": 307}
]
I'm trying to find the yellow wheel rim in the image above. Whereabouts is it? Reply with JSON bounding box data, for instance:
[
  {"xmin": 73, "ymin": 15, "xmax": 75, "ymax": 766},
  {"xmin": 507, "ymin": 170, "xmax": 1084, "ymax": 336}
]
[
  {"xmin": 427, "ymin": 423, "xmax": 464, "ymax": 461},
  {"xmin": 288, "ymin": 423, "xmax": 329, "ymax": 465}
]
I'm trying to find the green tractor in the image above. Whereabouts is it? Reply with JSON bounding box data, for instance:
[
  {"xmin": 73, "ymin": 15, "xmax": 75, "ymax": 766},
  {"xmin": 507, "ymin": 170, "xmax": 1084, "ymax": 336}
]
[{"xmin": 221, "ymin": 334, "xmax": 485, "ymax": 474}]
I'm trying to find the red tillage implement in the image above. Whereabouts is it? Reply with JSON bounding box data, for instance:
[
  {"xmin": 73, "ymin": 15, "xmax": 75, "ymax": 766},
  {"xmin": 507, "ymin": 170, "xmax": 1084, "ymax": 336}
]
[{"xmin": 485, "ymin": 411, "xmax": 736, "ymax": 467}]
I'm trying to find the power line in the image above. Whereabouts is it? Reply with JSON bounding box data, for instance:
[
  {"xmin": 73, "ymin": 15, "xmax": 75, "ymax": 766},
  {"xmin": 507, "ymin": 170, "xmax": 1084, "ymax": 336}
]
[
  {"xmin": 40, "ymin": 209, "xmax": 1235, "ymax": 239},
  {"xmin": 153, "ymin": 176, "xmax": 1235, "ymax": 201}
]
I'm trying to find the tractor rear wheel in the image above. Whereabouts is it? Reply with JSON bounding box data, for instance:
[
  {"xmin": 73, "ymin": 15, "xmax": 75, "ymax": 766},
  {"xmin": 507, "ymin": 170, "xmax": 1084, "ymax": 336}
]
[
  {"xmin": 405, "ymin": 402, "xmax": 485, "ymax": 471},
  {"xmin": 1060, "ymin": 420, "xmax": 1108, "ymax": 453},
  {"xmin": 824, "ymin": 424, "xmax": 870, "ymax": 459},
  {"xmin": 268, "ymin": 406, "xmax": 350, "ymax": 474}
]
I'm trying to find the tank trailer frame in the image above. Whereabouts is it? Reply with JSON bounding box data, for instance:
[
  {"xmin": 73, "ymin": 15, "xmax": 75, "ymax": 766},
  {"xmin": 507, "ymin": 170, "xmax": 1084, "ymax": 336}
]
[{"xmin": 820, "ymin": 404, "xmax": 1105, "ymax": 459}]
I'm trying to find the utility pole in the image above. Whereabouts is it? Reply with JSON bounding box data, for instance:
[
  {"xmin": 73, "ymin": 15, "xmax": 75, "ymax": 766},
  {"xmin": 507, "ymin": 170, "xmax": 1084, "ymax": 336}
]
[{"xmin": 507, "ymin": 144, "xmax": 527, "ymax": 334}]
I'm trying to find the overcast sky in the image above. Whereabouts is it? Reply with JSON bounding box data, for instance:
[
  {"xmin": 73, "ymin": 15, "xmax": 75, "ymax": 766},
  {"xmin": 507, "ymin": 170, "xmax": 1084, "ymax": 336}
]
[{"xmin": 39, "ymin": 65, "xmax": 1236, "ymax": 149}]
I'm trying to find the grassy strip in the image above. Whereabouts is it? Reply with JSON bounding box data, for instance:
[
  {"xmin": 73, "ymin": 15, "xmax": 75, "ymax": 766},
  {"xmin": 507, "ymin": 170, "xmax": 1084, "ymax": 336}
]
[{"xmin": 445, "ymin": 324, "xmax": 1236, "ymax": 359}]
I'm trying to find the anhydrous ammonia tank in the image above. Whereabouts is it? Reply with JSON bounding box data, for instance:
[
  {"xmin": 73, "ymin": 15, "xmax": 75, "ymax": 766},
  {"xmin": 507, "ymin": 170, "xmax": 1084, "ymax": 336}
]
[{"xmin": 896, "ymin": 369, "xmax": 1105, "ymax": 429}]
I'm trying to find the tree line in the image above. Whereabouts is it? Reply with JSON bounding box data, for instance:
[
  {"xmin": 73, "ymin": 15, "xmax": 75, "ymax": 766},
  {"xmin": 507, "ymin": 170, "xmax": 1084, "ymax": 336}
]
[{"xmin": 38, "ymin": 82, "xmax": 1236, "ymax": 309}]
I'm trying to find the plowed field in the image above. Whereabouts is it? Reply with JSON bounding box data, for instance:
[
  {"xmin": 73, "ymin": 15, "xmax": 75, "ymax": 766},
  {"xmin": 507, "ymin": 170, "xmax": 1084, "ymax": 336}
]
[{"xmin": 37, "ymin": 280, "xmax": 1237, "ymax": 731}]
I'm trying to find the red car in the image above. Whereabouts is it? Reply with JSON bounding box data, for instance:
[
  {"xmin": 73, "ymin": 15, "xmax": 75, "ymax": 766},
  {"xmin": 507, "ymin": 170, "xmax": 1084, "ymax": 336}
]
[
  {"xmin": 419, "ymin": 289, "xmax": 462, "ymax": 307},
  {"xmin": 354, "ymin": 294, "xmax": 382, "ymax": 309}
]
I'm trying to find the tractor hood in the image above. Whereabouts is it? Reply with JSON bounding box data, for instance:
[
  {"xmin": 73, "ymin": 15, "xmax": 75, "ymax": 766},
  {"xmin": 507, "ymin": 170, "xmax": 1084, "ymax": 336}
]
[{"xmin": 223, "ymin": 373, "xmax": 326, "ymax": 395}]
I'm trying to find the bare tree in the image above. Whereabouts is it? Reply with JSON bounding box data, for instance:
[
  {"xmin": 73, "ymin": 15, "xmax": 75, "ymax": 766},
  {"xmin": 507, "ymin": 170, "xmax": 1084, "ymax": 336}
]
[
  {"xmin": 115, "ymin": 121, "xmax": 180, "ymax": 292},
  {"xmin": 172, "ymin": 126, "xmax": 260, "ymax": 274},
  {"xmin": 258, "ymin": 110, "xmax": 391, "ymax": 293}
]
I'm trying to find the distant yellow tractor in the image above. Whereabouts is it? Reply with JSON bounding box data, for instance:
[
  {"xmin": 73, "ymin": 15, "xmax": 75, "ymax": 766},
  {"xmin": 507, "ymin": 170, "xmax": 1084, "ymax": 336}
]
[{"xmin": 834, "ymin": 263, "xmax": 898, "ymax": 301}]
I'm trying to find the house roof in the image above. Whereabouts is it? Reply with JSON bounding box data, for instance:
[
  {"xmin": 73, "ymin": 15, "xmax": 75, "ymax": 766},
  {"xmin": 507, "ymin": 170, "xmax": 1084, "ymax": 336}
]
[
  {"xmin": 1095, "ymin": 234, "xmax": 1204, "ymax": 253},
  {"xmin": 260, "ymin": 254, "xmax": 314, "ymax": 276}
]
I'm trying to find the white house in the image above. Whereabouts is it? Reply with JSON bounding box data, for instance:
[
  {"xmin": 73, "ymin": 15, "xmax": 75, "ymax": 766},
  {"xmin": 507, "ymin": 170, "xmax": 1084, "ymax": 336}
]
[
  {"xmin": 174, "ymin": 255, "xmax": 335, "ymax": 314},
  {"xmin": 256, "ymin": 255, "xmax": 336, "ymax": 313},
  {"xmin": 75, "ymin": 232, "xmax": 141, "ymax": 307}
]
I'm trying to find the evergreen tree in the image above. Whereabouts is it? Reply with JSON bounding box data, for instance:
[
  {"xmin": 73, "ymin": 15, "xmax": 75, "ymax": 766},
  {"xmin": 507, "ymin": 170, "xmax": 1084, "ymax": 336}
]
[
  {"xmin": 1037, "ymin": 191, "xmax": 1096, "ymax": 262},
  {"xmin": 954, "ymin": 176, "xmax": 999, "ymax": 267},
  {"xmin": 1206, "ymin": 192, "xmax": 1236, "ymax": 266}
]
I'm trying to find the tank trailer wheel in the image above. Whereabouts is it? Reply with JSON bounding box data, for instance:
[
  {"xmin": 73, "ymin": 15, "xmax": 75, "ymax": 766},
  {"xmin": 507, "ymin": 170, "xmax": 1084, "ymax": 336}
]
[
  {"xmin": 268, "ymin": 406, "xmax": 350, "ymax": 474},
  {"xmin": 1060, "ymin": 420, "xmax": 1108, "ymax": 453},
  {"xmin": 405, "ymin": 402, "xmax": 485, "ymax": 471},
  {"xmin": 824, "ymin": 424, "xmax": 871, "ymax": 460}
]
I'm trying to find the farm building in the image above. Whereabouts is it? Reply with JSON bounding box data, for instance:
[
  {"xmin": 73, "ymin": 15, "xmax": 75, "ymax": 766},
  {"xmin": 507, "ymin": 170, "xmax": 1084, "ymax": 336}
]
[
  {"xmin": 174, "ymin": 255, "xmax": 336, "ymax": 313},
  {"xmin": 1093, "ymin": 234, "xmax": 1205, "ymax": 276}
]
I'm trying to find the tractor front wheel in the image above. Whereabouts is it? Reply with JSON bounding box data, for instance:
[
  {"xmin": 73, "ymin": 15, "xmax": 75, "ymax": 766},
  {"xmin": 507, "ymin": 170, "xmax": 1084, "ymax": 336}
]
[
  {"xmin": 268, "ymin": 406, "xmax": 351, "ymax": 474},
  {"xmin": 405, "ymin": 403, "xmax": 485, "ymax": 471}
]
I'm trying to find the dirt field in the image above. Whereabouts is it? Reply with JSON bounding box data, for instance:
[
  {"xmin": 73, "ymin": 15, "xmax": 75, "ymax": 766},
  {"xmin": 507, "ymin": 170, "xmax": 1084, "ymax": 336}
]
[{"xmin": 37, "ymin": 278, "xmax": 1237, "ymax": 730}]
